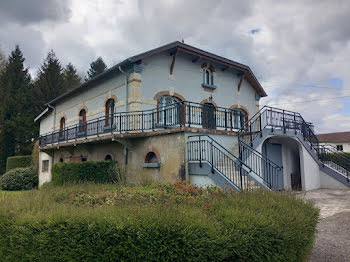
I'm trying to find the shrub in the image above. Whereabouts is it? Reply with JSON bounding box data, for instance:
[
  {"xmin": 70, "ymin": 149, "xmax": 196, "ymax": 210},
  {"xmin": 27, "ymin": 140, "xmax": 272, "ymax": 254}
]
[
  {"xmin": 6, "ymin": 156, "xmax": 32, "ymax": 172},
  {"xmin": 51, "ymin": 161, "xmax": 122, "ymax": 185},
  {"xmin": 0, "ymin": 167, "xmax": 38, "ymax": 191},
  {"xmin": 0, "ymin": 184, "xmax": 319, "ymax": 262},
  {"xmin": 319, "ymin": 152, "xmax": 350, "ymax": 170}
]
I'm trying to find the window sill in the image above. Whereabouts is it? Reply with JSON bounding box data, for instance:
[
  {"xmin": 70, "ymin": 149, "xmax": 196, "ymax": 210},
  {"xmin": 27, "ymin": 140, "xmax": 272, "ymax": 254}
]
[
  {"xmin": 202, "ymin": 83, "xmax": 217, "ymax": 90},
  {"xmin": 141, "ymin": 163, "xmax": 160, "ymax": 168}
]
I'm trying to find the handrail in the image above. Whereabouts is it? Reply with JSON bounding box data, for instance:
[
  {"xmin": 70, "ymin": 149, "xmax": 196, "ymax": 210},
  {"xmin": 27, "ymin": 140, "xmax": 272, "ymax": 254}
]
[
  {"xmin": 188, "ymin": 135, "xmax": 282, "ymax": 190},
  {"xmin": 319, "ymin": 145, "xmax": 350, "ymax": 181}
]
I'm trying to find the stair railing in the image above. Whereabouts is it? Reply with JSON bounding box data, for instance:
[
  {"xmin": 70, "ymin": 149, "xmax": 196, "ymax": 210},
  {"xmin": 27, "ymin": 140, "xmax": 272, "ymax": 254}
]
[
  {"xmin": 319, "ymin": 145, "xmax": 350, "ymax": 181},
  {"xmin": 187, "ymin": 135, "xmax": 281, "ymax": 190}
]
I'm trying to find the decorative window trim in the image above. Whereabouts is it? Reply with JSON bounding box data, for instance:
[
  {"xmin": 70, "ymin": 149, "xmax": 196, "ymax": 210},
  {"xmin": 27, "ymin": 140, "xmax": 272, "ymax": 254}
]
[{"xmin": 201, "ymin": 63, "xmax": 216, "ymax": 90}]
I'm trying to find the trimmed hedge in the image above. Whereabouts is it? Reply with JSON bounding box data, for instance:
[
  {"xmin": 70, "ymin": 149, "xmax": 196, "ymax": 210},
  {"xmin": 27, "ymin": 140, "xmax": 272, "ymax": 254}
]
[
  {"xmin": 319, "ymin": 152, "xmax": 350, "ymax": 170},
  {"xmin": 52, "ymin": 161, "xmax": 121, "ymax": 185},
  {"xmin": 0, "ymin": 186, "xmax": 319, "ymax": 262},
  {"xmin": 0, "ymin": 167, "xmax": 38, "ymax": 191},
  {"xmin": 6, "ymin": 156, "xmax": 32, "ymax": 172}
]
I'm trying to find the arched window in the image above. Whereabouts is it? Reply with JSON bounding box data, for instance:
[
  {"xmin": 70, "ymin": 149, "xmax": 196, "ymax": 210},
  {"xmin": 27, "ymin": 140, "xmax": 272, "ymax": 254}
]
[
  {"xmin": 59, "ymin": 157, "xmax": 64, "ymax": 162},
  {"xmin": 231, "ymin": 108, "xmax": 248, "ymax": 130},
  {"xmin": 79, "ymin": 109, "xmax": 87, "ymax": 132},
  {"xmin": 157, "ymin": 95, "xmax": 183, "ymax": 125},
  {"xmin": 105, "ymin": 99, "xmax": 115, "ymax": 126},
  {"xmin": 59, "ymin": 117, "xmax": 65, "ymax": 137},
  {"xmin": 145, "ymin": 152, "xmax": 158, "ymax": 163},
  {"xmin": 105, "ymin": 154, "xmax": 112, "ymax": 161},
  {"xmin": 202, "ymin": 64, "xmax": 215, "ymax": 86}
]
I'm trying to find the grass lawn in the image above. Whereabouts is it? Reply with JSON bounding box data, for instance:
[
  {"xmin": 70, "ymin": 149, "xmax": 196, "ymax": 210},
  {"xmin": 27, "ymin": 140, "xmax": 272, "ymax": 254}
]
[{"xmin": 0, "ymin": 182, "xmax": 319, "ymax": 262}]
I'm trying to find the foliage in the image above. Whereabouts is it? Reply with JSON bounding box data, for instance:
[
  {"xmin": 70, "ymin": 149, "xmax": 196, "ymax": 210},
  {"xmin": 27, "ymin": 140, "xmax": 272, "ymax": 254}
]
[
  {"xmin": 63, "ymin": 62, "xmax": 82, "ymax": 91},
  {"xmin": 51, "ymin": 161, "xmax": 122, "ymax": 185},
  {"xmin": 0, "ymin": 46, "xmax": 33, "ymax": 173},
  {"xmin": 6, "ymin": 155, "xmax": 32, "ymax": 172},
  {"xmin": 319, "ymin": 152, "xmax": 350, "ymax": 171},
  {"xmin": 85, "ymin": 56, "xmax": 107, "ymax": 81},
  {"xmin": 32, "ymin": 50, "xmax": 67, "ymax": 114},
  {"xmin": 0, "ymin": 183, "xmax": 319, "ymax": 261},
  {"xmin": 0, "ymin": 167, "xmax": 38, "ymax": 191}
]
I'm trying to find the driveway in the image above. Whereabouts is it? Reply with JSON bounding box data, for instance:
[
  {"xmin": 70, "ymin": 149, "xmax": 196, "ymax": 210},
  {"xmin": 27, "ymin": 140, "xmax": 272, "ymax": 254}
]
[{"xmin": 303, "ymin": 189, "xmax": 350, "ymax": 262}]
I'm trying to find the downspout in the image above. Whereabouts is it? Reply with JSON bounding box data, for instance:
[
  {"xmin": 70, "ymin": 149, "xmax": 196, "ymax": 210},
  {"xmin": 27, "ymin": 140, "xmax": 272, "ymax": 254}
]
[{"xmin": 119, "ymin": 65, "xmax": 129, "ymax": 112}]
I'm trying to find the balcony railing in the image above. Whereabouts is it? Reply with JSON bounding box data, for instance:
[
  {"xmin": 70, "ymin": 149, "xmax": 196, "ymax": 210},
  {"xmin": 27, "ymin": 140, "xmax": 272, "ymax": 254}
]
[{"xmin": 39, "ymin": 101, "xmax": 245, "ymax": 146}]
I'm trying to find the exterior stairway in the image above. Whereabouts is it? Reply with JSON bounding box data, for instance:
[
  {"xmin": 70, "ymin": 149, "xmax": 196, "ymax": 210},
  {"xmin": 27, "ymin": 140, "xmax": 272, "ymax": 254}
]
[
  {"xmin": 187, "ymin": 135, "xmax": 283, "ymax": 191},
  {"xmin": 238, "ymin": 106, "xmax": 350, "ymax": 187}
]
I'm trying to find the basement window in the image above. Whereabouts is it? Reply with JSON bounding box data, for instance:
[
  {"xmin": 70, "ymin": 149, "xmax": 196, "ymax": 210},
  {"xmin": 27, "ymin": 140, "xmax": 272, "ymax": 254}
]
[
  {"xmin": 42, "ymin": 160, "xmax": 49, "ymax": 172},
  {"xmin": 105, "ymin": 154, "xmax": 112, "ymax": 161},
  {"xmin": 142, "ymin": 151, "xmax": 160, "ymax": 168}
]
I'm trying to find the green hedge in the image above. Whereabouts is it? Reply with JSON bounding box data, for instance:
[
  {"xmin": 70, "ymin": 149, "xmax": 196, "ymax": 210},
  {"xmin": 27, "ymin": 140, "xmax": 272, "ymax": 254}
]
[
  {"xmin": 0, "ymin": 187, "xmax": 319, "ymax": 262},
  {"xmin": 6, "ymin": 156, "xmax": 32, "ymax": 172},
  {"xmin": 319, "ymin": 152, "xmax": 350, "ymax": 170},
  {"xmin": 52, "ymin": 161, "xmax": 121, "ymax": 185},
  {"xmin": 0, "ymin": 167, "xmax": 38, "ymax": 191}
]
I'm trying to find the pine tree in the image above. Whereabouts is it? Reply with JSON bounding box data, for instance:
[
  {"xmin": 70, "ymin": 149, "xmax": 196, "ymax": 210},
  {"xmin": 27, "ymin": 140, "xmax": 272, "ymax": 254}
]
[
  {"xmin": 63, "ymin": 63, "xmax": 82, "ymax": 91},
  {"xmin": 33, "ymin": 50, "xmax": 66, "ymax": 113},
  {"xmin": 0, "ymin": 46, "xmax": 6, "ymax": 74},
  {"xmin": 85, "ymin": 56, "xmax": 107, "ymax": 81},
  {"xmin": 0, "ymin": 46, "xmax": 33, "ymax": 172}
]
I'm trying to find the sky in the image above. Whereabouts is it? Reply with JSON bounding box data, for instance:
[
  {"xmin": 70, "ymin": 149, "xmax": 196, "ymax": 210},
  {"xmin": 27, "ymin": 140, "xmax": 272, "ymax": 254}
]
[{"xmin": 0, "ymin": 0, "xmax": 350, "ymax": 134}]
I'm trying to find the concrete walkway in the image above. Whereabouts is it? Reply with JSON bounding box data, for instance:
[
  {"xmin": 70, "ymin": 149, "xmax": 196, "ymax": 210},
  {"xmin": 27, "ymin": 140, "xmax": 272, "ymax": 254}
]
[{"xmin": 303, "ymin": 189, "xmax": 350, "ymax": 262}]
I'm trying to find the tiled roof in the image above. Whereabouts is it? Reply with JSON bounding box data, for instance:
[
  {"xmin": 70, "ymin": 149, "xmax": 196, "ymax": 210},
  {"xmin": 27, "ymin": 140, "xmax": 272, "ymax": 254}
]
[{"xmin": 316, "ymin": 131, "xmax": 350, "ymax": 143}]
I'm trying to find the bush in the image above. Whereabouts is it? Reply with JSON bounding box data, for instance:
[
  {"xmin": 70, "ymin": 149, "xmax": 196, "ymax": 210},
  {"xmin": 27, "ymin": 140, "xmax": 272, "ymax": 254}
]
[
  {"xmin": 51, "ymin": 161, "xmax": 122, "ymax": 185},
  {"xmin": 0, "ymin": 167, "xmax": 38, "ymax": 191},
  {"xmin": 6, "ymin": 156, "xmax": 32, "ymax": 172},
  {"xmin": 0, "ymin": 184, "xmax": 319, "ymax": 262}
]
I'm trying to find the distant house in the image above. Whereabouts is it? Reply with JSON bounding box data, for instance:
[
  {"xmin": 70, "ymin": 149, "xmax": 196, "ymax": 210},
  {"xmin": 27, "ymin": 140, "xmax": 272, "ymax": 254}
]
[
  {"xmin": 34, "ymin": 41, "xmax": 350, "ymax": 190},
  {"xmin": 317, "ymin": 131, "xmax": 350, "ymax": 152}
]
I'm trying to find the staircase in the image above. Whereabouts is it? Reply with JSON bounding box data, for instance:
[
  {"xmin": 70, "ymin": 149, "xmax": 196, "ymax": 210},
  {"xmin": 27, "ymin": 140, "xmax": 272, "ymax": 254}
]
[
  {"xmin": 239, "ymin": 106, "xmax": 350, "ymax": 186},
  {"xmin": 187, "ymin": 135, "xmax": 282, "ymax": 191}
]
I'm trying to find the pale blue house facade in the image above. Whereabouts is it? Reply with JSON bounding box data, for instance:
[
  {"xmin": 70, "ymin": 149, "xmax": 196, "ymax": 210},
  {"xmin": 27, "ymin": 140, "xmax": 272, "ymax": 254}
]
[{"xmin": 36, "ymin": 41, "xmax": 350, "ymax": 190}]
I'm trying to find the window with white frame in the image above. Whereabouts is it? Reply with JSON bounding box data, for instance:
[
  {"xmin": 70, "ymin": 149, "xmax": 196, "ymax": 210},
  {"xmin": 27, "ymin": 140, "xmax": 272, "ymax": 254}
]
[
  {"xmin": 157, "ymin": 95, "xmax": 183, "ymax": 125},
  {"xmin": 336, "ymin": 145, "xmax": 343, "ymax": 151},
  {"xmin": 231, "ymin": 109, "xmax": 247, "ymax": 130},
  {"xmin": 42, "ymin": 160, "xmax": 49, "ymax": 172}
]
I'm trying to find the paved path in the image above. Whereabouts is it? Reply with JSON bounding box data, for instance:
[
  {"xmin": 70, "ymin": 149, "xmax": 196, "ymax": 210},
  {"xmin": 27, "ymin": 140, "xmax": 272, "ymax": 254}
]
[{"xmin": 303, "ymin": 189, "xmax": 350, "ymax": 262}]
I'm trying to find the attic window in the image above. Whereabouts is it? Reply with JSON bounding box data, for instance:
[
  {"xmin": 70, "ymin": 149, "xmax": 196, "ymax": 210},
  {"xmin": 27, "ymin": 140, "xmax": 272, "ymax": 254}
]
[{"xmin": 201, "ymin": 63, "xmax": 216, "ymax": 90}]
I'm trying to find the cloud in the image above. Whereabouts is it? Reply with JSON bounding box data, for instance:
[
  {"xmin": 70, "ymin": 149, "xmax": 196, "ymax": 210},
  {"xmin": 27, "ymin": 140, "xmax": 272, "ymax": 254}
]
[
  {"xmin": 0, "ymin": 0, "xmax": 72, "ymax": 25},
  {"xmin": 0, "ymin": 0, "xmax": 350, "ymax": 132}
]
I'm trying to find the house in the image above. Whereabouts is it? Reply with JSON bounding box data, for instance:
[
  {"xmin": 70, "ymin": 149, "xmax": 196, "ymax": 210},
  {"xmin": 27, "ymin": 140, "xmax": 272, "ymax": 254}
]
[
  {"xmin": 317, "ymin": 131, "xmax": 350, "ymax": 152},
  {"xmin": 35, "ymin": 41, "xmax": 350, "ymax": 190}
]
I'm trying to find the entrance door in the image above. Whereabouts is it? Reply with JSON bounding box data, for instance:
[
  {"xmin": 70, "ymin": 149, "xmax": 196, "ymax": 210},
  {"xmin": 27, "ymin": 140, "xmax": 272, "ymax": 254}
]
[
  {"xmin": 202, "ymin": 103, "xmax": 216, "ymax": 129},
  {"xmin": 263, "ymin": 142, "xmax": 283, "ymax": 190}
]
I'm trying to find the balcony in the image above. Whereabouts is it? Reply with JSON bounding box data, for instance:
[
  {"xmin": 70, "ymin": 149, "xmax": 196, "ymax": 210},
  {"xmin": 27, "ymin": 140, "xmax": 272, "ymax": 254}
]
[{"xmin": 39, "ymin": 101, "xmax": 248, "ymax": 147}]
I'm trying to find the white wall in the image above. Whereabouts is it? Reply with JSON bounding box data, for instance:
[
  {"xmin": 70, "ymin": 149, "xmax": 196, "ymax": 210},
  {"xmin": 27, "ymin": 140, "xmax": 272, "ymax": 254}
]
[
  {"xmin": 319, "ymin": 142, "xmax": 350, "ymax": 152},
  {"xmin": 38, "ymin": 151, "xmax": 53, "ymax": 186}
]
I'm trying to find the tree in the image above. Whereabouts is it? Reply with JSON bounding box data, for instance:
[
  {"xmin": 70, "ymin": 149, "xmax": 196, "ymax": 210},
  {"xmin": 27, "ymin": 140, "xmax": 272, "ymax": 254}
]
[
  {"xmin": 63, "ymin": 63, "xmax": 82, "ymax": 91},
  {"xmin": 85, "ymin": 56, "xmax": 107, "ymax": 81},
  {"xmin": 33, "ymin": 50, "xmax": 66, "ymax": 114},
  {"xmin": 0, "ymin": 46, "xmax": 6, "ymax": 74},
  {"xmin": 0, "ymin": 46, "xmax": 33, "ymax": 173}
]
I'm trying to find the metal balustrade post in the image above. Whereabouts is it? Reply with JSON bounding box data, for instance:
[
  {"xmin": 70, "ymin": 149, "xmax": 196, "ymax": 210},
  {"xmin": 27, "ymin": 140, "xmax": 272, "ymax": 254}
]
[
  {"xmin": 199, "ymin": 136, "xmax": 202, "ymax": 168},
  {"xmin": 164, "ymin": 108, "xmax": 167, "ymax": 127},
  {"xmin": 188, "ymin": 102, "xmax": 191, "ymax": 127},
  {"xmin": 249, "ymin": 125, "xmax": 253, "ymax": 147},
  {"xmin": 97, "ymin": 118, "xmax": 100, "ymax": 137},
  {"xmin": 224, "ymin": 109, "xmax": 227, "ymax": 130},
  {"xmin": 211, "ymin": 140, "xmax": 214, "ymax": 174},
  {"xmin": 119, "ymin": 113, "xmax": 122, "ymax": 133},
  {"xmin": 141, "ymin": 111, "xmax": 144, "ymax": 132},
  {"xmin": 282, "ymin": 110, "xmax": 286, "ymax": 133},
  {"xmin": 152, "ymin": 112, "xmax": 155, "ymax": 131}
]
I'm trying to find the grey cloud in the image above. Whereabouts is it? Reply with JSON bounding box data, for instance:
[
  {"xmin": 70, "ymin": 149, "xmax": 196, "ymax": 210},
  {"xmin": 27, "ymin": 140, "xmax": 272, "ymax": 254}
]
[{"xmin": 0, "ymin": 0, "xmax": 71, "ymax": 25}]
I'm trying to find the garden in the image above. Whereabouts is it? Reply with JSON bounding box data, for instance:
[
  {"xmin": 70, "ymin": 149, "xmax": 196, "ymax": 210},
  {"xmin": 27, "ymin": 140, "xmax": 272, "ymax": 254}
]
[{"xmin": 0, "ymin": 157, "xmax": 319, "ymax": 261}]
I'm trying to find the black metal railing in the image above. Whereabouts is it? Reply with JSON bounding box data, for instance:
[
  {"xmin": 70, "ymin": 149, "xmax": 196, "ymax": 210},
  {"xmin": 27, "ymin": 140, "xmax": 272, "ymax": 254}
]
[
  {"xmin": 319, "ymin": 145, "xmax": 350, "ymax": 181},
  {"xmin": 238, "ymin": 106, "xmax": 319, "ymax": 154},
  {"xmin": 40, "ymin": 101, "xmax": 247, "ymax": 146},
  {"xmin": 187, "ymin": 135, "xmax": 282, "ymax": 190},
  {"xmin": 238, "ymin": 140, "xmax": 283, "ymax": 190}
]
